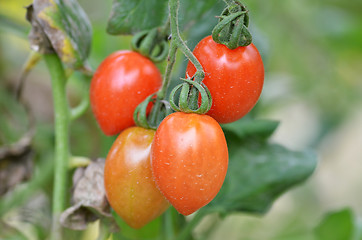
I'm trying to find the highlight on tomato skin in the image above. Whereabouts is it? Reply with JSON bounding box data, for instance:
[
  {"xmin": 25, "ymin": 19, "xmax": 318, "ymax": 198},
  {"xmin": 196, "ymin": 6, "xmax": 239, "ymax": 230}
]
[
  {"xmin": 151, "ymin": 112, "xmax": 229, "ymax": 216},
  {"xmin": 104, "ymin": 127, "xmax": 169, "ymax": 229},
  {"xmin": 186, "ymin": 35, "xmax": 264, "ymax": 124},
  {"xmin": 90, "ymin": 51, "xmax": 162, "ymax": 136}
]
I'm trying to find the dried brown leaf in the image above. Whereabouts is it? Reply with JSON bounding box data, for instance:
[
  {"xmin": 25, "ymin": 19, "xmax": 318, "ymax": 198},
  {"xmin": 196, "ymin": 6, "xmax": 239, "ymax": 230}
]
[{"xmin": 60, "ymin": 158, "xmax": 118, "ymax": 232}]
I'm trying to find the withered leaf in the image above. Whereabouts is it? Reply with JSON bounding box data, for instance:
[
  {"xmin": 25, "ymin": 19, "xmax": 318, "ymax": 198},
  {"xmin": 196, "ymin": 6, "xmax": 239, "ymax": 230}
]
[
  {"xmin": 26, "ymin": 0, "xmax": 92, "ymax": 69},
  {"xmin": 60, "ymin": 159, "xmax": 118, "ymax": 232}
]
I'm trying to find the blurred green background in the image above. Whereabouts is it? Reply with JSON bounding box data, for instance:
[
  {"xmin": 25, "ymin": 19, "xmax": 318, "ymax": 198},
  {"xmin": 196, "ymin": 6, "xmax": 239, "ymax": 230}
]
[{"xmin": 1, "ymin": 0, "xmax": 362, "ymax": 239}]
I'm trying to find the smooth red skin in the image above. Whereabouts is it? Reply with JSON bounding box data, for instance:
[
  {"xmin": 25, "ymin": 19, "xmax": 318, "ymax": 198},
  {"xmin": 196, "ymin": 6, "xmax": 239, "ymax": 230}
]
[
  {"xmin": 90, "ymin": 51, "xmax": 162, "ymax": 135},
  {"xmin": 104, "ymin": 127, "xmax": 169, "ymax": 229},
  {"xmin": 186, "ymin": 36, "xmax": 264, "ymax": 123},
  {"xmin": 151, "ymin": 112, "xmax": 228, "ymax": 215}
]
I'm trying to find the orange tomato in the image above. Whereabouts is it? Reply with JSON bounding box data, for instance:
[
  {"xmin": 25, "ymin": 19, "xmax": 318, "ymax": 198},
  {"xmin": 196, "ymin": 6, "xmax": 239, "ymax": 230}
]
[{"xmin": 104, "ymin": 127, "xmax": 169, "ymax": 228}]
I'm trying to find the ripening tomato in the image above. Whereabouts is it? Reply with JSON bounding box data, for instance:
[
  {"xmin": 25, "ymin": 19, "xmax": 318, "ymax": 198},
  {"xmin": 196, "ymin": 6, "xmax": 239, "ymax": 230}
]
[
  {"xmin": 90, "ymin": 51, "xmax": 162, "ymax": 135},
  {"xmin": 186, "ymin": 35, "xmax": 264, "ymax": 123},
  {"xmin": 151, "ymin": 112, "xmax": 228, "ymax": 215},
  {"xmin": 104, "ymin": 127, "xmax": 169, "ymax": 228}
]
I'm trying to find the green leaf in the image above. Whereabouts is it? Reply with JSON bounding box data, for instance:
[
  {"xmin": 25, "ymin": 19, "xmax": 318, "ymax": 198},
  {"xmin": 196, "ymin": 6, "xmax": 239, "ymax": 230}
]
[
  {"xmin": 222, "ymin": 118, "xmax": 279, "ymax": 142},
  {"xmin": 107, "ymin": 0, "xmax": 168, "ymax": 35},
  {"xmin": 314, "ymin": 208, "xmax": 356, "ymax": 240},
  {"xmin": 207, "ymin": 140, "xmax": 317, "ymax": 214},
  {"xmin": 27, "ymin": 0, "xmax": 92, "ymax": 69},
  {"xmin": 179, "ymin": 0, "xmax": 219, "ymax": 28},
  {"xmin": 106, "ymin": 0, "xmax": 221, "ymax": 35}
]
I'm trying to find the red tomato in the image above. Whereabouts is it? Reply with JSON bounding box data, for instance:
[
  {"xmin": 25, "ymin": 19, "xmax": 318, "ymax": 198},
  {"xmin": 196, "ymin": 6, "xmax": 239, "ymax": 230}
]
[
  {"xmin": 186, "ymin": 36, "xmax": 264, "ymax": 123},
  {"xmin": 151, "ymin": 112, "xmax": 228, "ymax": 215},
  {"xmin": 90, "ymin": 51, "xmax": 162, "ymax": 135},
  {"xmin": 104, "ymin": 127, "xmax": 169, "ymax": 228}
]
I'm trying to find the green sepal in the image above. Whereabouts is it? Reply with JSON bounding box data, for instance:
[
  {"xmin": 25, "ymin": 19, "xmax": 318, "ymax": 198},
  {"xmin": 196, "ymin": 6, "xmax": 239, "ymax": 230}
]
[
  {"xmin": 133, "ymin": 94, "xmax": 156, "ymax": 130},
  {"xmin": 212, "ymin": 3, "xmax": 252, "ymax": 49},
  {"xmin": 131, "ymin": 28, "xmax": 169, "ymax": 63},
  {"xmin": 169, "ymin": 78, "xmax": 212, "ymax": 114}
]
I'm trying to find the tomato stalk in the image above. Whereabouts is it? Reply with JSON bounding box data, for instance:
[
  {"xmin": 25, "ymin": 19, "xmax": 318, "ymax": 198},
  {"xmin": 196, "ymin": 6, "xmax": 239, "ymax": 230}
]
[
  {"xmin": 158, "ymin": 36, "xmax": 177, "ymax": 100},
  {"xmin": 168, "ymin": 0, "xmax": 202, "ymax": 110},
  {"xmin": 133, "ymin": 30, "xmax": 176, "ymax": 129},
  {"xmin": 166, "ymin": 0, "xmax": 213, "ymax": 114},
  {"xmin": 44, "ymin": 53, "xmax": 70, "ymax": 240},
  {"xmin": 168, "ymin": 0, "xmax": 204, "ymax": 83},
  {"xmin": 146, "ymin": 36, "xmax": 177, "ymax": 127},
  {"xmin": 145, "ymin": 35, "xmax": 178, "ymax": 127},
  {"xmin": 134, "ymin": 0, "xmax": 213, "ymax": 127}
]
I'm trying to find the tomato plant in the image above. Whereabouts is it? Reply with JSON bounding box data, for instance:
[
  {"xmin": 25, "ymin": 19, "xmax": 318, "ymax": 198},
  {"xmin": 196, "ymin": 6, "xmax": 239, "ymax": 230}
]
[
  {"xmin": 5, "ymin": 0, "xmax": 318, "ymax": 239},
  {"xmin": 104, "ymin": 127, "xmax": 169, "ymax": 228},
  {"xmin": 186, "ymin": 35, "xmax": 264, "ymax": 123},
  {"xmin": 90, "ymin": 51, "xmax": 162, "ymax": 135},
  {"xmin": 151, "ymin": 112, "xmax": 228, "ymax": 215}
]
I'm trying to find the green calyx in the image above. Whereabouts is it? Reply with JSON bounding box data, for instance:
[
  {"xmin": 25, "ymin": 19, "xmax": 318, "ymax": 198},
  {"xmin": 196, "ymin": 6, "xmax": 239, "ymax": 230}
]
[
  {"xmin": 131, "ymin": 27, "xmax": 169, "ymax": 63},
  {"xmin": 169, "ymin": 77, "xmax": 212, "ymax": 114},
  {"xmin": 133, "ymin": 93, "xmax": 172, "ymax": 129},
  {"xmin": 212, "ymin": 2, "xmax": 252, "ymax": 49}
]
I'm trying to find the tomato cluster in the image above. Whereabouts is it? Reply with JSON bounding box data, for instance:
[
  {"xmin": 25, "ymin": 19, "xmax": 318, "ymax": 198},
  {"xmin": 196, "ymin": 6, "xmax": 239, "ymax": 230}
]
[{"xmin": 90, "ymin": 35, "xmax": 264, "ymax": 228}]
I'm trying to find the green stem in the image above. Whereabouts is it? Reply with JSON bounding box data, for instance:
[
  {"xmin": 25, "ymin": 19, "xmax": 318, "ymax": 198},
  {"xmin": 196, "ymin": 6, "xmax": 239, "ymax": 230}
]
[
  {"xmin": 157, "ymin": 39, "xmax": 177, "ymax": 99},
  {"xmin": 69, "ymin": 156, "xmax": 91, "ymax": 169},
  {"xmin": 70, "ymin": 74, "xmax": 90, "ymax": 121},
  {"xmin": 169, "ymin": 0, "xmax": 204, "ymax": 83},
  {"xmin": 175, "ymin": 209, "xmax": 209, "ymax": 240},
  {"xmin": 162, "ymin": 208, "xmax": 175, "ymax": 240},
  {"xmin": 135, "ymin": 0, "xmax": 208, "ymax": 126},
  {"xmin": 147, "ymin": 22, "xmax": 177, "ymax": 127},
  {"xmin": 97, "ymin": 222, "xmax": 111, "ymax": 240},
  {"xmin": 44, "ymin": 53, "xmax": 70, "ymax": 240}
]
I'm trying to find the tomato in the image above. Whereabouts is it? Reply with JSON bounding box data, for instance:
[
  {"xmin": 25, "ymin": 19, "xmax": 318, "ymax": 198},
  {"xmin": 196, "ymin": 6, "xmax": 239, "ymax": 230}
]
[
  {"xmin": 104, "ymin": 127, "xmax": 169, "ymax": 228},
  {"xmin": 151, "ymin": 112, "xmax": 228, "ymax": 215},
  {"xmin": 186, "ymin": 35, "xmax": 264, "ymax": 123},
  {"xmin": 90, "ymin": 51, "xmax": 162, "ymax": 136}
]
